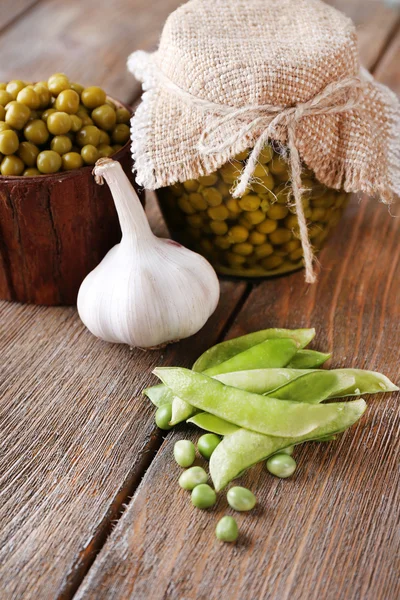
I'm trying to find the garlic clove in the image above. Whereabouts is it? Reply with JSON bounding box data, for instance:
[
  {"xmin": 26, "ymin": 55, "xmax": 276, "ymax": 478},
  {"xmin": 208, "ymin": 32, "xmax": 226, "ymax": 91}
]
[{"xmin": 77, "ymin": 159, "xmax": 220, "ymax": 348}]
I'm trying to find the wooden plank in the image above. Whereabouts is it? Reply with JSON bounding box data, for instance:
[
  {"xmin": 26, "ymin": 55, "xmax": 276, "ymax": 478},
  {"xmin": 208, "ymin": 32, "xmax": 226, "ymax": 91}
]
[
  {"xmin": 0, "ymin": 279, "xmax": 247, "ymax": 599},
  {"xmin": 75, "ymin": 3, "xmax": 400, "ymax": 599},
  {"xmin": 329, "ymin": 0, "xmax": 400, "ymax": 69},
  {"xmin": 0, "ymin": 0, "xmax": 40, "ymax": 32},
  {"xmin": 0, "ymin": 0, "xmax": 181, "ymax": 104},
  {"xmin": 74, "ymin": 188, "xmax": 400, "ymax": 600}
]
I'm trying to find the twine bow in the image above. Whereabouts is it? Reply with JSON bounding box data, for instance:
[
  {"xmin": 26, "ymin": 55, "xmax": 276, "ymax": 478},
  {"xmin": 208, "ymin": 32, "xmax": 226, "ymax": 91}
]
[{"xmin": 157, "ymin": 66, "xmax": 364, "ymax": 283}]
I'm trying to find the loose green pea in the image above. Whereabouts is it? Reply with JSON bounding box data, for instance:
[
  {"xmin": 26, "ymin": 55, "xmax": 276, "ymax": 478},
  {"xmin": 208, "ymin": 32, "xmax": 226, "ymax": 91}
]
[
  {"xmin": 1, "ymin": 155, "xmax": 24, "ymax": 176},
  {"xmin": 0, "ymin": 130, "xmax": 19, "ymax": 155},
  {"xmin": 173, "ymin": 440, "xmax": 196, "ymax": 467},
  {"xmin": 179, "ymin": 466, "xmax": 208, "ymax": 490},
  {"xmin": 191, "ymin": 484, "xmax": 217, "ymax": 509},
  {"xmin": 280, "ymin": 445, "xmax": 295, "ymax": 456},
  {"xmin": 155, "ymin": 404, "xmax": 173, "ymax": 430},
  {"xmin": 197, "ymin": 433, "xmax": 221, "ymax": 460},
  {"xmin": 51, "ymin": 135, "xmax": 73, "ymax": 155},
  {"xmin": 37, "ymin": 150, "xmax": 62, "ymax": 174},
  {"xmin": 111, "ymin": 123, "xmax": 130, "ymax": 144},
  {"xmin": 266, "ymin": 454, "xmax": 297, "ymax": 478},
  {"xmin": 115, "ymin": 107, "xmax": 131, "ymax": 124},
  {"xmin": 215, "ymin": 516, "xmax": 239, "ymax": 542},
  {"xmin": 18, "ymin": 141, "xmax": 39, "ymax": 166},
  {"xmin": 81, "ymin": 86, "xmax": 106, "ymax": 109},
  {"xmin": 62, "ymin": 152, "xmax": 83, "ymax": 171},
  {"xmin": 227, "ymin": 486, "xmax": 256, "ymax": 512},
  {"xmin": 81, "ymin": 144, "xmax": 99, "ymax": 165}
]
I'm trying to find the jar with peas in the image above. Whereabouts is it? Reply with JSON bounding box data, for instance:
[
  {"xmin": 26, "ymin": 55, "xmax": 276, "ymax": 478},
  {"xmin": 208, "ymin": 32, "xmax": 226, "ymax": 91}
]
[
  {"xmin": 128, "ymin": 0, "xmax": 399, "ymax": 282},
  {"xmin": 0, "ymin": 73, "xmax": 131, "ymax": 176}
]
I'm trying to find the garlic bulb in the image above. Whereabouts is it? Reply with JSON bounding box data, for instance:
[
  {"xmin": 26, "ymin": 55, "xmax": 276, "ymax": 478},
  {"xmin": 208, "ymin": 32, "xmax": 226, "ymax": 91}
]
[{"xmin": 77, "ymin": 159, "xmax": 220, "ymax": 348}]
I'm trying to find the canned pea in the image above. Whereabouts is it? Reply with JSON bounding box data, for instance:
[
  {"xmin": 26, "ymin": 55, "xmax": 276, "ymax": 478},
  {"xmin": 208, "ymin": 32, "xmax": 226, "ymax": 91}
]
[{"xmin": 157, "ymin": 143, "xmax": 350, "ymax": 277}]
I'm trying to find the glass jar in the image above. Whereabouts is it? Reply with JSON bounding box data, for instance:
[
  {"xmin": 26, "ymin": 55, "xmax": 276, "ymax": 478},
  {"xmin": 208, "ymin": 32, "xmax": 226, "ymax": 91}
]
[{"xmin": 157, "ymin": 145, "xmax": 350, "ymax": 278}]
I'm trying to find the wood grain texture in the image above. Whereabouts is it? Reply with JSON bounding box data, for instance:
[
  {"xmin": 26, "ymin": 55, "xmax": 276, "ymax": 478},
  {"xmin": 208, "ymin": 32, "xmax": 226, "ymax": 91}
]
[
  {"xmin": 0, "ymin": 0, "xmax": 41, "ymax": 32},
  {"xmin": 0, "ymin": 0, "xmax": 182, "ymax": 104},
  {"xmin": 0, "ymin": 143, "xmax": 139, "ymax": 305},
  {"xmin": 0, "ymin": 279, "xmax": 246, "ymax": 599},
  {"xmin": 329, "ymin": 0, "xmax": 400, "ymax": 69},
  {"xmin": 75, "ymin": 2, "xmax": 400, "ymax": 598}
]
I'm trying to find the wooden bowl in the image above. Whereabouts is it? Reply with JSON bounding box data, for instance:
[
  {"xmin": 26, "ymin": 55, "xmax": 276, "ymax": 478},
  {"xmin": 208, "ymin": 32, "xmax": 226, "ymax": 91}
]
[{"xmin": 0, "ymin": 100, "xmax": 142, "ymax": 306}]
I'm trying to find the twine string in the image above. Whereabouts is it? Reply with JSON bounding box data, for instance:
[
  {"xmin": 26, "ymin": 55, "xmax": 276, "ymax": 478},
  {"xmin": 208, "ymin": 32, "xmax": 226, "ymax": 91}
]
[{"xmin": 156, "ymin": 67, "xmax": 364, "ymax": 283}]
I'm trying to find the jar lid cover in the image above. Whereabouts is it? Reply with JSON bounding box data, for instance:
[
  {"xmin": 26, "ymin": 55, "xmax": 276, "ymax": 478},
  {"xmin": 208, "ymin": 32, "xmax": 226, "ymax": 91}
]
[{"xmin": 128, "ymin": 0, "xmax": 399, "ymax": 208}]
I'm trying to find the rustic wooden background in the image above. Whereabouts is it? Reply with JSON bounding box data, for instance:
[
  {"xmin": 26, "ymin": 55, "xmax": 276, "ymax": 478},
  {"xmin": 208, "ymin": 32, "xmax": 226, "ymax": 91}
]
[{"xmin": 0, "ymin": 1, "xmax": 399, "ymax": 599}]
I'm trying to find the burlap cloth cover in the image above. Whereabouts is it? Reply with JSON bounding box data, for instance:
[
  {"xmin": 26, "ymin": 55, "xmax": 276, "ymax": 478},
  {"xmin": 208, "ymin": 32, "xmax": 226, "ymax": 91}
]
[{"xmin": 128, "ymin": 0, "xmax": 399, "ymax": 282}]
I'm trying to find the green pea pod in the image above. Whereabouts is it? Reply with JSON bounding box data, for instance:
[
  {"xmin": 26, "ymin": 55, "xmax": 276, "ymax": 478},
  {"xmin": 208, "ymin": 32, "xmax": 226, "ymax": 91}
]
[
  {"xmin": 215, "ymin": 368, "xmax": 311, "ymax": 394},
  {"xmin": 170, "ymin": 338, "xmax": 299, "ymax": 424},
  {"xmin": 173, "ymin": 369, "xmax": 354, "ymax": 425},
  {"xmin": 143, "ymin": 385, "xmax": 174, "ymax": 407},
  {"xmin": 192, "ymin": 328, "xmax": 315, "ymax": 373},
  {"xmin": 204, "ymin": 338, "xmax": 299, "ymax": 376},
  {"xmin": 288, "ymin": 350, "xmax": 331, "ymax": 369},
  {"xmin": 187, "ymin": 413, "xmax": 240, "ymax": 435},
  {"xmin": 154, "ymin": 367, "xmax": 361, "ymax": 438},
  {"xmin": 266, "ymin": 371, "xmax": 356, "ymax": 403},
  {"xmin": 209, "ymin": 398, "xmax": 367, "ymax": 490},
  {"xmin": 146, "ymin": 335, "xmax": 300, "ymax": 408}
]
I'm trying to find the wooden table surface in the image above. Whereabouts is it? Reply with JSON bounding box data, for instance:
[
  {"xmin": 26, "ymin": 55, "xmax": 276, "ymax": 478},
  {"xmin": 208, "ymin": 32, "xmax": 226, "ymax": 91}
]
[{"xmin": 0, "ymin": 1, "xmax": 399, "ymax": 599}]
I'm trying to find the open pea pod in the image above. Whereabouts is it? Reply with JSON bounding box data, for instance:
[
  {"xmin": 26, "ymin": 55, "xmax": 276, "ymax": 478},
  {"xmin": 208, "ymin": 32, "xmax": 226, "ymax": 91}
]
[
  {"xmin": 187, "ymin": 413, "xmax": 240, "ymax": 435},
  {"xmin": 287, "ymin": 350, "xmax": 331, "ymax": 369},
  {"xmin": 192, "ymin": 328, "xmax": 315, "ymax": 373},
  {"xmin": 209, "ymin": 398, "xmax": 367, "ymax": 490},
  {"xmin": 154, "ymin": 367, "xmax": 361, "ymax": 438},
  {"xmin": 145, "ymin": 335, "xmax": 299, "ymax": 409},
  {"xmin": 170, "ymin": 338, "xmax": 299, "ymax": 424}
]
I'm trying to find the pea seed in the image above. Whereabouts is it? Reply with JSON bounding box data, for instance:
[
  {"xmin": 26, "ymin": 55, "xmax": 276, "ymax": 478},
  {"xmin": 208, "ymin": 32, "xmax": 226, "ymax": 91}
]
[
  {"xmin": 227, "ymin": 486, "xmax": 256, "ymax": 511},
  {"xmin": 179, "ymin": 466, "xmax": 208, "ymax": 490},
  {"xmin": 189, "ymin": 192, "xmax": 208, "ymax": 211},
  {"xmin": 210, "ymin": 221, "xmax": 228, "ymax": 235},
  {"xmin": 170, "ymin": 182, "xmax": 184, "ymax": 196},
  {"xmin": 1, "ymin": 155, "xmax": 24, "ymax": 176},
  {"xmin": 220, "ymin": 161, "xmax": 241, "ymax": 184},
  {"xmin": 282, "ymin": 239, "xmax": 301, "ymax": 253},
  {"xmin": 267, "ymin": 204, "xmax": 289, "ymax": 220},
  {"xmin": 280, "ymin": 445, "xmax": 295, "ymax": 455},
  {"xmin": 225, "ymin": 197, "xmax": 241, "ymax": 213},
  {"xmin": 18, "ymin": 142, "xmax": 39, "ymax": 166},
  {"xmin": 254, "ymin": 242, "xmax": 274, "ymax": 258},
  {"xmin": 256, "ymin": 219, "xmax": 277, "ymax": 234},
  {"xmin": 284, "ymin": 214, "xmax": 299, "ymax": 230},
  {"xmin": 232, "ymin": 242, "xmax": 253, "ymax": 256},
  {"xmin": 198, "ymin": 173, "xmax": 218, "ymax": 186},
  {"xmin": 235, "ymin": 149, "xmax": 249, "ymax": 161},
  {"xmin": 216, "ymin": 516, "xmax": 239, "ymax": 542},
  {"xmin": 155, "ymin": 404, "xmax": 173, "ymax": 430},
  {"xmin": 248, "ymin": 231, "xmax": 266, "ymax": 245},
  {"xmin": 203, "ymin": 187, "xmax": 223, "ymax": 207},
  {"xmin": 217, "ymin": 181, "xmax": 231, "ymax": 197},
  {"xmin": 183, "ymin": 179, "xmax": 198, "ymax": 192},
  {"xmin": 178, "ymin": 196, "xmax": 196, "ymax": 215},
  {"xmin": 0, "ymin": 130, "xmax": 19, "ymax": 155},
  {"xmin": 214, "ymin": 235, "xmax": 232, "ymax": 250},
  {"xmin": 266, "ymin": 454, "xmax": 297, "ymax": 478},
  {"xmin": 269, "ymin": 156, "xmax": 289, "ymax": 175},
  {"xmin": 226, "ymin": 252, "xmax": 246, "ymax": 266},
  {"xmin": 174, "ymin": 440, "xmax": 196, "ymax": 467},
  {"xmin": 289, "ymin": 248, "xmax": 304, "ymax": 262},
  {"xmin": 269, "ymin": 228, "xmax": 292, "ymax": 245},
  {"xmin": 310, "ymin": 207, "xmax": 326, "ymax": 222},
  {"xmin": 238, "ymin": 194, "xmax": 260, "ymax": 211},
  {"xmin": 198, "ymin": 433, "xmax": 221, "ymax": 460},
  {"xmin": 208, "ymin": 205, "xmax": 229, "ymax": 221},
  {"xmin": 259, "ymin": 144, "xmax": 274, "ymax": 163},
  {"xmin": 244, "ymin": 210, "xmax": 266, "ymax": 225},
  {"xmin": 228, "ymin": 225, "xmax": 249, "ymax": 243},
  {"xmin": 261, "ymin": 255, "xmax": 284, "ymax": 270},
  {"xmin": 186, "ymin": 214, "xmax": 204, "ymax": 228},
  {"xmin": 191, "ymin": 484, "xmax": 217, "ymax": 509},
  {"xmin": 253, "ymin": 163, "xmax": 269, "ymax": 177},
  {"xmin": 252, "ymin": 172, "xmax": 275, "ymax": 192}
]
